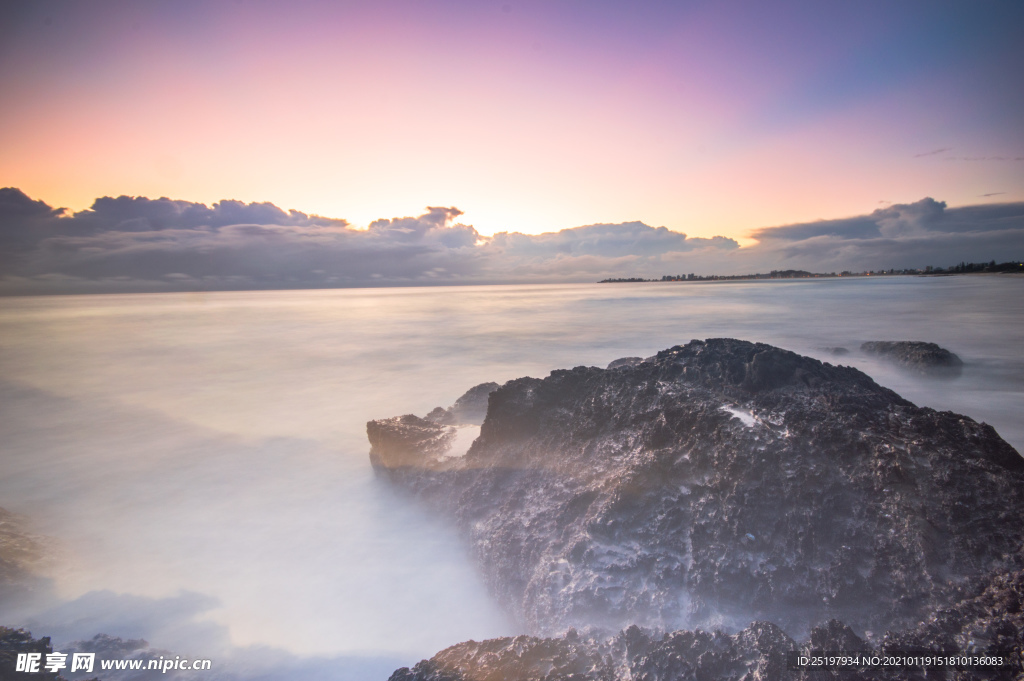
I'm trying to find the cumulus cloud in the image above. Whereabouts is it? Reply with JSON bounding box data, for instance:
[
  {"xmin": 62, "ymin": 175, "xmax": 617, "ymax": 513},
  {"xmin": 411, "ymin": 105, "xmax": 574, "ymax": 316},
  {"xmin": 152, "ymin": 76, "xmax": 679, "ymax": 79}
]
[
  {"xmin": 1, "ymin": 189, "xmax": 1022, "ymax": 294},
  {"xmin": 745, "ymin": 198, "xmax": 1024, "ymax": 272},
  {"xmin": 0, "ymin": 189, "xmax": 739, "ymax": 293}
]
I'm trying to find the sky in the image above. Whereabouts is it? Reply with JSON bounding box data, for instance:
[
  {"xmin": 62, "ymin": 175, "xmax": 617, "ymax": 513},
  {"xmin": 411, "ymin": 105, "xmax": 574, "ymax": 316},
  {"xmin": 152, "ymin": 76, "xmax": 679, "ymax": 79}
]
[{"xmin": 1, "ymin": 0, "xmax": 1023, "ymax": 291}]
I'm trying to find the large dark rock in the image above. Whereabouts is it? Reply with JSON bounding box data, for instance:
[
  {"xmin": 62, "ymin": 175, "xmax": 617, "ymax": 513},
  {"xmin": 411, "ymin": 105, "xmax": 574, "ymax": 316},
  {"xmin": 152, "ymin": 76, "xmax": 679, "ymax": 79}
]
[
  {"xmin": 388, "ymin": 622, "xmax": 798, "ymax": 681},
  {"xmin": 861, "ymin": 341, "xmax": 963, "ymax": 377},
  {"xmin": 368, "ymin": 339, "xmax": 1024, "ymax": 643},
  {"xmin": 390, "ymin": 601, "xmax": 1023, "ymax": 681},
  {"xmin": 607, "ymin": 357, "xmax": 643, "ymax": 370},
  {"xmin": 390, "ymin": 567, "xmax": 1024, "ymax": 680},
  {"xmin": 425, "ymin": 382, "xmax": 501, "ymax": 426},
  {"xmin": 0, "ymin": 628, "xmax": 68, "ymax": 681}
]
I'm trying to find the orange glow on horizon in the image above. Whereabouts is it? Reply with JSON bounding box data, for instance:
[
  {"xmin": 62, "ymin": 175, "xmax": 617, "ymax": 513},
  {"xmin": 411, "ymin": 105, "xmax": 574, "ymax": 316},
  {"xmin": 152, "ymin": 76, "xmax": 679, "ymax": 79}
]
[{"xmin": 1, "ymin": 1, "xmax": 1021, "ymax": 240}]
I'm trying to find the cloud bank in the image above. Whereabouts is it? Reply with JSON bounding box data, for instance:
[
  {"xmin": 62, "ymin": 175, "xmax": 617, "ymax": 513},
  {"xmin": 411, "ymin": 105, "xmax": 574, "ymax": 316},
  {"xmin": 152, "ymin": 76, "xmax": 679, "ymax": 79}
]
[
  {"xmin": 1, "ymin": 188, "xmax": 1022, "ymax": 294},
  {"xmin": 746, "ymin": 198, "xmax": 1024, "ymax": 272}
]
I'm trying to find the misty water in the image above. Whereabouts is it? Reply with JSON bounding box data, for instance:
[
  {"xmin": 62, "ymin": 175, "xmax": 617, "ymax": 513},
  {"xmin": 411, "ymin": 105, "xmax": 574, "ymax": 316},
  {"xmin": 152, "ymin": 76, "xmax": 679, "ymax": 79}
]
[{"xmin": 1, "ymin": 276, "xmax": 1022, "ymax": 679}]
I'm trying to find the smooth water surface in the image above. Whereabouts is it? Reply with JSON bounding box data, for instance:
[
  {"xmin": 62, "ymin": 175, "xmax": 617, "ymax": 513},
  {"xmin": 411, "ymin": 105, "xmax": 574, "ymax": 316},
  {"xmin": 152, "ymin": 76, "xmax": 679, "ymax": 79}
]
[{"xmin": 1, "ymin": 276, "xmax": 1021, "ymax": 677}]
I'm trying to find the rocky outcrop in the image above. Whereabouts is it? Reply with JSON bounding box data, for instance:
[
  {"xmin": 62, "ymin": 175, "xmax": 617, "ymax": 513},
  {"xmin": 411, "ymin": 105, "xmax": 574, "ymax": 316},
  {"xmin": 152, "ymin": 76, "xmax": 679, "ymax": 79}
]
[
  {"xmin": 391, "ymin": 565, "xmax": 1024, "ymax": 680},
  {"xmin": 0, "ymin": 628, "xmax": 72, "ymax": 681},
  {"xmin": 861, "ymin": 341, "xmax": 963, "ymax": 377},
  {"xmin": 390, "ymin": 598, "xmax": 1023, "ymax": 681},
  {"xmin": 368, "ymin": 339, "xmax": 1024, "ymax": 642},
  {"xmin": 425, "ymin": 382, "xmax": 500, "ymax": 426},
  {"xmin": 388, "ymin": 622, "xmax": 798, "ymax": 681}
]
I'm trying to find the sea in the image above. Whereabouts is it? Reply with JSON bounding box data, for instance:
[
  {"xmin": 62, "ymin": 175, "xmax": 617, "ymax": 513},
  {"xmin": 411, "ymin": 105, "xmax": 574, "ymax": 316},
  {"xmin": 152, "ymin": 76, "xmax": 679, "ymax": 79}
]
[{"xmin": 1, "ymin": 275, "xmax": 1022, "ymax": 679}]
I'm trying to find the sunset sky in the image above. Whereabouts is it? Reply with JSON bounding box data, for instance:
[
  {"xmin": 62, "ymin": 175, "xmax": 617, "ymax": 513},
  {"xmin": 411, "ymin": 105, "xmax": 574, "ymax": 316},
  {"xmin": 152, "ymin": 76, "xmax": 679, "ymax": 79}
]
[{"xmin": 2, "ymin": 0, "xmax": 1022, "ymax": 241}]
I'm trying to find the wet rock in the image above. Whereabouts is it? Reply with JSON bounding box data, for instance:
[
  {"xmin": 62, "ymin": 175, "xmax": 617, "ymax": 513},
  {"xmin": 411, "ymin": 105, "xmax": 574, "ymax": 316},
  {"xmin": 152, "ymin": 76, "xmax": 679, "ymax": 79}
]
[
  {"xmin": 607, "ymin": 357, "xmax": 643, "ymax": 370},
  {"xmin": 861, "ymin": 341, "xmax": 963, "ymax": 377},
  {"xmin": 388, "ymin": 622, "xmax": 798, "ymax": 681},
  {"xmin": 425, "ymin": 382, "xmax": 500, "ymax": 426},
  {"xmin": 366, "ymin": 414, "xmax": 455, "ymax": 470},
  {"xmin": 368, "ymin": 339, "xmax": 1024, "ymax": 642},
  {"xmin": 0, "ymin": 629, "xmax": 68, "ymax": 681},
  {"xmin": 390, "ymin": 585, "xmax": 1024, "ymax": 680}
]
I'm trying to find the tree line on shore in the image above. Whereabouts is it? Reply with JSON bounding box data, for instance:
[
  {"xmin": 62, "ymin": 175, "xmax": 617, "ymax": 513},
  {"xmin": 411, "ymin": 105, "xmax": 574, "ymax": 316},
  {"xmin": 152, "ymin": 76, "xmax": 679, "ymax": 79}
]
[{"xmin": 599, "ymin": 260, "xmax": 1024, "ymax": 283}]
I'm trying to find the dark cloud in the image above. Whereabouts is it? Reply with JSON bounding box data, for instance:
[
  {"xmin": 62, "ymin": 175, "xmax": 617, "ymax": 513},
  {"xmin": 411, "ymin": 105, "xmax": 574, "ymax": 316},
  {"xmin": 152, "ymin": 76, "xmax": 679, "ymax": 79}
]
[
  {"xmin": 74, "ymin": 195, "xmax": 350, "ymax": 234},
  {"xmin": 751, "ymin": 198, "xmax": 1024, "ymax": 241},
  {"xmin": 2, "ymin": 189, "xmax": 1022, "ymax": 294},
  {"xmin": 0, "ymin": 187, "xmax": 64, "ymax": 220},
  {"xmin": 0, "ymin": 189, "xmax": 740, "ymax": 293},
  {"xmin": 744, "ymin": 198, "xmax": 1024, "ymax": 272}
]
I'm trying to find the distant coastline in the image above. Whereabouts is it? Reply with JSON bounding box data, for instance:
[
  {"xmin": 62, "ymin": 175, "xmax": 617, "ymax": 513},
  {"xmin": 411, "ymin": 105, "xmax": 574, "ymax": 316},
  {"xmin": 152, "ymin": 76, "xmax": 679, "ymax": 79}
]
[{"xmin": 599, "ymin": 260, "xmax": 1024, "ymax": 283}]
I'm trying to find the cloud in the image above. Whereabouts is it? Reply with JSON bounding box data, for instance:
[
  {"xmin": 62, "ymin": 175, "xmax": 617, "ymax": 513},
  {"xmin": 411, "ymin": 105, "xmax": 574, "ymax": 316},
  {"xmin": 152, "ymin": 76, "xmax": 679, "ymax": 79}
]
[
  {"xmin": 1, "ymin": 189, "xmax": 1022, "ymax": 293},
  {"xmin": 744, "ymin": 198, "xmax": 1024, "ymax": 271},
  {"xmin": 75, "ymin": 195, "xmax": 350, "ymax": 234},
  {"xmin": 485, "ymin": 221, "xmax": 735, "ymax": 258},
  {"xmin": 0, "ymin": 189, "xmax": 740, "ymax": 292},
  {"xmin": 914, "ymin": 147, "xmax": 951, "ymax": 157}
]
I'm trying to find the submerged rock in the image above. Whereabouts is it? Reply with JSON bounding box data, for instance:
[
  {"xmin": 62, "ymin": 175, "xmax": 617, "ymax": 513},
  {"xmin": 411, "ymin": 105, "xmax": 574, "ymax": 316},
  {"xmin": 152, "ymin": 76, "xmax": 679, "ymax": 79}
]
[
  {"xmin": 369, "ymin": 338, "xmax": 1023, "ymax": 679},
  {"xmin": 861, "ymin": 341, "xmax": 963, "ymax": 377}
]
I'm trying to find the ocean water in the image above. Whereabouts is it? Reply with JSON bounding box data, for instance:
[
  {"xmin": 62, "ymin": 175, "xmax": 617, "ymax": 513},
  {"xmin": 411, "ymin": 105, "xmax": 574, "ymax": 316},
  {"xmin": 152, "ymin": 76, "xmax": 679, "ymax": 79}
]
[{"xmin": 1, "ymin": 276, "xmax": 1022, "ymax": 678}]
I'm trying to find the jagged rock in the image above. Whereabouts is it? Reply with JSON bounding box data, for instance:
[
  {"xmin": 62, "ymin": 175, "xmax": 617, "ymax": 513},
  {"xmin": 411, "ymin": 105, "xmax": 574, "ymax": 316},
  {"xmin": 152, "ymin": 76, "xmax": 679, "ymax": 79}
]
[
  {"xmin": 0, "ymin": 628, "xmax": 68, "ymax": 681},
  {"xmin": 878, "ymin": 564, "xmax": 1024, "ymax": 662},
  {"xmin": 607, "ymin": 357, "xmax": 643, "ymax": 370},
  {"xmin": 860, "ymin": 341, "xmax": 963, "ymax": 377},
  {"xmin": 65, "ymin": 633, "xmax": 149, "ymax": 660},
  {"xmin": 388, "ymin": 622, "xmax": 798, "ymax": 681},
  {"xmin": 425, "ymin": 383, "xmax": 501, "ymax": 426},
  {"xmin": 368, "ymin": 339, "xmax": 1024, "ymax": 640},
  {"xmin": 367, "ymin": 414, "xmax": 456, "ymax": 469},
  {"xmin": 390, "ymin": 605, "xmax": 1023, "ymax": 680}
]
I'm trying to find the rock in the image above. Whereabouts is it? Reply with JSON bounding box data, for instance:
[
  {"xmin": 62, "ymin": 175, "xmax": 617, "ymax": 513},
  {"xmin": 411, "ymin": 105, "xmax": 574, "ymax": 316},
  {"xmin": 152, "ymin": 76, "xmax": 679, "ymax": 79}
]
[
  {"xmin": 389, "ymin": 575, "xmax": 1024, "ymax": 680},
  {"xmin": 607, "ymin": 357, "xmax": 643, "ymax": 370},
  {"xmin": 425, "ymin": 382, "xmax": 500, "ymax": 426},
  {"xmin": 366, "ymin": 414, "xmax": 456, "ymax": 470},
  {"xmin": 388, "ymin": 621, "xmax": 798, "ymax": 681},
  {"xmin": 821, "ymin": 346, "xmax": 850, "ymax": 356},
  {"xmin": 368, "ymin": 339, "xmax": 1024, "ymax": 641},
  {"xmin": 0, "ymin": 628, "xmax": 68, "ymax": 681},
  {"xmin": 860, "ymin": 341, "xmax": 963, "ymax": 377}
]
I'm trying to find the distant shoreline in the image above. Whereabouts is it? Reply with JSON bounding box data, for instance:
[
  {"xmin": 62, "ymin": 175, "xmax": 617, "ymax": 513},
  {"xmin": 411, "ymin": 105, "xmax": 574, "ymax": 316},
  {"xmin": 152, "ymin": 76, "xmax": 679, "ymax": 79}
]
[
  {"xmin": 2, "ymin": 268, "xmax": 1022, "ymax": 298},
  {"xmin": 599, "ymin": 261, "xmax": 1024, "ymax": 284}
]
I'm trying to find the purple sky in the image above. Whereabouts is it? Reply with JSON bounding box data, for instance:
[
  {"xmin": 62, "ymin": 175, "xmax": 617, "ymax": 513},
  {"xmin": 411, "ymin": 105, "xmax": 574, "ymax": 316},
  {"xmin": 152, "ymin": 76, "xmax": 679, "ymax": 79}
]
[{"xmin": 1, "ymin": 0, "xmax": 1022, "ymax": 290}]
